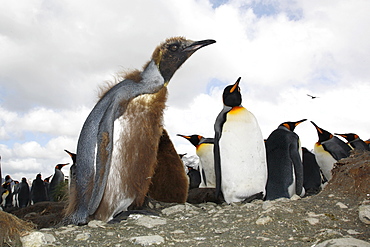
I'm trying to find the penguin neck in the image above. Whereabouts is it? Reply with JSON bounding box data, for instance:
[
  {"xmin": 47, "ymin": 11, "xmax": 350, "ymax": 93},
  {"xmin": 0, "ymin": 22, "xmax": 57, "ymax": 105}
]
[
  {"xmin": 278, "ymin": 125, "xmax": 290, "ymax": 131},
  {"xmin": 141, "ymin": 60, "xmax": 166, "ymax": 90}
]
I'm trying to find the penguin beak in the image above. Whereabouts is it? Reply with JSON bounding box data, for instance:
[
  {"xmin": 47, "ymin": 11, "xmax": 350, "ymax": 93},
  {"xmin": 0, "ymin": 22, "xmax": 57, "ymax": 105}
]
[
  {"xmin": 335, "ymin": 133, "xmax": 346, "ymax": 138},
  {"xmin": 183, "ymin": 39, "xmax": 216, "ymax": 52},
  {"xmin": 230, "ymin": 77, "xmax": 241, "ymax": 93},
  {"xmin": 310, "ymin": 121, "xmax": 323, "ymax": 134},
  {"xmin": 295, "ymin": 119, "xmax": 307, "ymax": 126},
  {"xmin": 177, "ymin": 134, "xmax": 190, "ymax": 139}
]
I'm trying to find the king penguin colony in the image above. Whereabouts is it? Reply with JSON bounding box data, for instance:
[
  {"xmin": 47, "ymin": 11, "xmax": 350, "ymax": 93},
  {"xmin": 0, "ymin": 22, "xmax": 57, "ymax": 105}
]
[
  {"xmin": 214, "ymin": 77, "xmax": 267, "ymax": 203},
  {"xmin": 64, "ymin": 37, "xmax": 215, "ymax": 225},
  {"xmin": 177, "ymin": 134, "xmax": 216, "ymax": 188},
  {"xmin": 265, "ymin": 119, "xmax": 306, "ymax": 200},
  {"xmin": 311, "ymin": 121, "xmax": 351, "ymax": 181}
]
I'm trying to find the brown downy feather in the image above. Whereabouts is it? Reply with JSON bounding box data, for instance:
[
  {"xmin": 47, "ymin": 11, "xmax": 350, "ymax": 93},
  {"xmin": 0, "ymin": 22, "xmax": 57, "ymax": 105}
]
[
  {"xmin": 148, "ymin": 129, "xmax": 189, "ymax": 203},
  {"xmin": 93, "ymin": 87, "xmax": 167, "ymax": 221}
]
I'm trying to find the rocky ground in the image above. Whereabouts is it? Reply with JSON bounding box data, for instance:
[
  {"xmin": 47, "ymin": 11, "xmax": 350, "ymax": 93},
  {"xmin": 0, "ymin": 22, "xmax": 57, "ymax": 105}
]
[{"xmin": 2, "ymin": 150, "xmax": 370, "ymax": 247}]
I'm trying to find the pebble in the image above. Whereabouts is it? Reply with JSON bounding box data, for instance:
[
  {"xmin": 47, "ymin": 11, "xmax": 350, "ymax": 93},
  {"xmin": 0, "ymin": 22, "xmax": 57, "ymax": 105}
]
[
  {"xmin": 135, "ymin": 215, "xmax": 167, "ymax": 228},
  {"xmin": 359, "ymin": 204, "xmax": 370, "ymax": 224},
  {"xmin": 305, "ymin": 217, "xmax": 320, "ymax": 225},
  {"xmin": 336, "ymin": 202, "xmax": 348, "ymax": 209},
  {"xmin": 315, "ymin": 237, "xmax": 370, "ymax": 247},
  {"xmin": 21, "ymin": 231, "xmax": 55, "ymax": 247},
  {"xmin": 74, "ymin": 232, "xmax": 91, "ymax": 241},
  {"xmin": 130, "ymin": 235, "xmax": 165, "ymax": 246},
  {"xmin": 162, "ymin": 204, "xmax": 186, "ymax": 215},
  {"xmin": 256, "ymin": 216, "xmax": 272, "ymax": 225},
  {"xmin": 88, "ymin": 220, "xmax": 106, "ymax": 228}
]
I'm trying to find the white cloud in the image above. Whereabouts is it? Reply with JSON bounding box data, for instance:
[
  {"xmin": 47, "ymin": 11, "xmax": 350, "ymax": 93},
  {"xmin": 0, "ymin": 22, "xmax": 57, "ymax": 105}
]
[{"xmin": 1, "ymin": 0, "xmax": 370, "ymax": 180}]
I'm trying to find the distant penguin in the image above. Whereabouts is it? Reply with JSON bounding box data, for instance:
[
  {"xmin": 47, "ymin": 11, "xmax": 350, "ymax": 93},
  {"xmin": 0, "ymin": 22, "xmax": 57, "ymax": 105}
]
[
  {"xmin": 49, "ymin": 163, "xmax": 68, "ymax": 201},
  {"xmin": 302, "ymin": 147, "xmax": 322, "ymax": 196},
  {"xmin": 1, "ymin": 189, "xmax": 9, "ymax": 208},
  {"xmin": 187, "ymin": 166, "xmax": 201, "ymax": 189},
  {"xmin": 65, "ymin": 150, "xmax": 77, "ymax": 192},
  {"xmin": 43, "ymin": 175, "xmax": 52, "ymax": 201},
  {"xmin": 177, "ymin": 134, "xmax": 215, "ymax": 188},
  {"xmin": 147, "ymin": 129, "xmax": 189, "ymax": 203},
  {"xmin": 12, "ymin": 180, "xmax": 20, "ymax": 207},
  {"xmin": 265, "ymin": 119, "xmax": 307, "ymax": 200},
  {"xmin": 335, "ymin": 133, "xmax": 370, "ymax": 151},
  {"xmin": 64, "ymin": 37, "xmax": 215, "ymax": 225},
  {"xmin": 17, "ymin": 177, "xmax": 30, "ymax": 208},
  {"xmin": 3, "ymin": 175, "xmax": 14, "ymax": 208},
  {"xmin": 311, "ymin": 121, "xmax": 351, "ymax": 181},
  {"xmin": 365, "ymin": 139, "xmax": 370, "ymax": 149},
  {"xmin": 1, "ymin": 182, "xmax": 11, "ymax": 208},
  {"xmin": 31, "ymin": 174, "xmax": 48, "ymax": 204},
  {"xmin": 214, "ymin": 77, "xmax": 267, "ymax": 203}
]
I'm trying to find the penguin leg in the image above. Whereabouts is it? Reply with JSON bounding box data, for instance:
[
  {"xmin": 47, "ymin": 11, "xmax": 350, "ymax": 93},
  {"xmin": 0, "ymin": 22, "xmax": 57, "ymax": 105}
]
[{"xmin": 241, "ymin": 192, "xmax": 264, "ymax": 203}]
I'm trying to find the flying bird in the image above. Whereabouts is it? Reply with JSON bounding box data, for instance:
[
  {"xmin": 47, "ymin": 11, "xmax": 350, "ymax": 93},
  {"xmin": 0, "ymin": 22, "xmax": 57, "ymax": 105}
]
[
  {"xmin": 64, "ymin": 37, "xmax": 215, "ymax": 225},
  {"xmin": 307, "ymin": 94, "xmax": 319, "ymax": 99}
]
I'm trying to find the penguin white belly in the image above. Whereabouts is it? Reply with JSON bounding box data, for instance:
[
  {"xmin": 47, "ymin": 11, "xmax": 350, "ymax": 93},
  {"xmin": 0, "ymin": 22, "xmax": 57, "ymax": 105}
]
[
  {"xmin": 219, "ymin": 107, "xmax": 267, "ymax": 203},
  {"xmin": 197, "ymin": 144, "xmax": 215, "ymax": 188},
  {"xmin": 99, "ymin": 115, "xmax": 135, "ymax": 221},
  {"xmin": 313, "ymin": 144, "xmax": 336, "ymax": 181}
]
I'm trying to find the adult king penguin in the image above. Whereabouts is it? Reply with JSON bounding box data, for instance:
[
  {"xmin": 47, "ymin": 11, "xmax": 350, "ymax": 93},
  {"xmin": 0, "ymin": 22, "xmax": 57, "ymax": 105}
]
[
  {"xmin": 265, "ymin": 119, "xmax": 306, "ymax": 200},
  {"xmin": 335, "ymin": 133, "xmax": 370, "ymax": 151},
  {"xmin": 177, "ymin": 134, "xmax": 215, "ymax": 188},
  {"xmin": 49, "ymin": 163, "xmax": 68, "ymax": 201},
  {"xmin": 311, "ymin": 121, "xmax": 351, "ymax": 181},
  {"xmin": 64, "ymin": 37, "xmax": 215, "ymax": 225},
  {"xmin": 214, "ymin": 77, "xmax": 267, "ymax": 203}
]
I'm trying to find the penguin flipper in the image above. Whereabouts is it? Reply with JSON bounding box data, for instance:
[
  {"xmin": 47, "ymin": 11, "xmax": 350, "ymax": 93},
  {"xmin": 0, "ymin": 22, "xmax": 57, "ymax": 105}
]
[
  {"xmin": 213, "ymin": 107, "xmax": 230, "ymax": 199},
  {"xmin": 322, "ymin": 137, "xmax": 351, "ymax": 160},
  {"xmin": 290, "ymin": 139, "xmax": 304, "ymax": 196},
  {"xmin": 214, "ymin": 132, "xmax": 222, "ymax": 198},
  {"xmin": 87, "ymin": 102, "xmax": 116, "ymax": 215}
]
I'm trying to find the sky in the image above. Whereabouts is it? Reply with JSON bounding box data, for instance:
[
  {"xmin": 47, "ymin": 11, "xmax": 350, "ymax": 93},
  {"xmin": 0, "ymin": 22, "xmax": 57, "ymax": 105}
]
[{"xmin": 1, "ymin": 0, "xmax": 370, "ymax": 181}]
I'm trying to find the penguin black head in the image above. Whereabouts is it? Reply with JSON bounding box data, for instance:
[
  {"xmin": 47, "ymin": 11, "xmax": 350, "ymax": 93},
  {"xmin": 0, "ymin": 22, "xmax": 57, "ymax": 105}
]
[
  {"xmin": 310, "ymin": 121, "xmax": 333, "ymax": 143},
  {"xmin": 44, "ymin": 175, "xmax": 52, "ymax": 183},
  {"xmin": 21, "ymin": 177, "xmax": 27, "ymax": 183},
  {"xmin": 177, "ymin": 134, "xmax": 202, "ymax": 147},
  {"xmin": 280, "ymin": 119, "xmax": 307, "ymax": 132},
  {"xmin": 152, "ymin": 37, "xmax": 216, "ymax": 83},
  {"xmin": 65, "ymin": 149, "xmax": 76, "ymax": 164},
  {"xmin": 223, "ymin": 77, "xmax": 242, "ymax": 107},
  {"xmin": 334, "ymin": 133, "xmax": 358, "ymax": 142},
  {"xmin": 55, "ymin": 163, "xmax": 68, "ymax": 170}
]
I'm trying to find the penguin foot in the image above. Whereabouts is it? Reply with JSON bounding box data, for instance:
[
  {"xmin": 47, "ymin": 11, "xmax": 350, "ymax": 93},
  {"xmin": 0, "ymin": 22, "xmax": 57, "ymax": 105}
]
[
  {"xmin": 187, "ymin": 188, "xmax": 225, "ymax": 204},
  {"xmin": 108, "ymin": 210, "xmax": 160, "ymax": 224},
  {"xmin": 241, "ymin": 192, "xmax": 264, "ymax": 203}
]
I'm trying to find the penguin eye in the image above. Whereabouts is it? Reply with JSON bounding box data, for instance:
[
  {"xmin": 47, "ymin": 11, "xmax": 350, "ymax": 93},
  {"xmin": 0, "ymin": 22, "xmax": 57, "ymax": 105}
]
[{"xmin": 169, "ymin": 44, "xmax": 179, "ymax": 52}]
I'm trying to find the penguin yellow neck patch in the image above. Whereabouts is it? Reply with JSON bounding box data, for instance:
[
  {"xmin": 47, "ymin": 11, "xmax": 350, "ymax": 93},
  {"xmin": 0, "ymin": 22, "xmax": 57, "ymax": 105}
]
[{"xmin": 229, "ymin": 106, "xmax": 245, "ymax": 114}]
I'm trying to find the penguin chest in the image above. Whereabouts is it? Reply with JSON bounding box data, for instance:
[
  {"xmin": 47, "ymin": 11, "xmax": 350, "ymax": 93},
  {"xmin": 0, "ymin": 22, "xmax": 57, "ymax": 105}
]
[
  {"xmin": 313, "ymin": 143, "xmax": 336, "ymax": 181},
  {"xmin": 100, "ymin": 92, "xmax": 166, "ymax": 221},
  {"xmin": 219, "ymin": 107, "xmax": 267, "ymax": 202},
  {"xmin": 196, "ymin": 143, "xmax": 215, "ymax": 188}
]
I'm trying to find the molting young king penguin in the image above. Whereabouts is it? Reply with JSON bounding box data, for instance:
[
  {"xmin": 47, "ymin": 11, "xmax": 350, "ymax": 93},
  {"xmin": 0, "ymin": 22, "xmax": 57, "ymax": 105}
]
[
  {"xmin": 334, "ymin": 133, "xmax": 370, "ymax": 151},
  {"xmin": 214, "ymin": 77, "xmax": 267, "ymax": 203},
  {"xmin": 265, "ymin": 119, "xmax": 307, "ymax": 200},
  {"xmin": 64, "ymin": 37, "xmax": 215, "ymax": 225},
  {"xmin": 177, "ymin": 134, "xmax": 216, "ymax": 188},
  {"xmin": 311, "ymin": 121, "xmax": 351, "ymax": 181}
]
